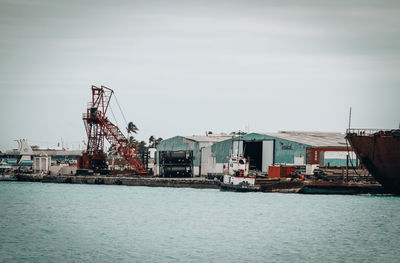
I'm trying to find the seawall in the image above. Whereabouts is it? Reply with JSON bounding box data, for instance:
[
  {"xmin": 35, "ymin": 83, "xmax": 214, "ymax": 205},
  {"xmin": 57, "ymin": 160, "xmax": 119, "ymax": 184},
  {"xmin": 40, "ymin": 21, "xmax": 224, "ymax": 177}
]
[{"xmin": 16, "ymin": 174, "xmax": 221, "ymax": 189}]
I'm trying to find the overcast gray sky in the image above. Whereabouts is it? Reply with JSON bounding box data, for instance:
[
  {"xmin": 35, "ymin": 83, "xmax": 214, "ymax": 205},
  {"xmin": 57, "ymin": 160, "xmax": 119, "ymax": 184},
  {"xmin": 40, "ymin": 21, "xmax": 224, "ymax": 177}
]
[{"xmin": 1, "ymin": 0, "xmax": 399, "ymax": 151}]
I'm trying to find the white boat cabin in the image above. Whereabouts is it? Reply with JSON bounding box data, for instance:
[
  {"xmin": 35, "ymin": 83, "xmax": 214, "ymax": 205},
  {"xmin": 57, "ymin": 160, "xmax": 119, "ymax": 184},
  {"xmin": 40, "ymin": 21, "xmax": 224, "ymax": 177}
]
[{"xmin": 223, "ymin": 156, "xmax": 255, "ymax": 186}]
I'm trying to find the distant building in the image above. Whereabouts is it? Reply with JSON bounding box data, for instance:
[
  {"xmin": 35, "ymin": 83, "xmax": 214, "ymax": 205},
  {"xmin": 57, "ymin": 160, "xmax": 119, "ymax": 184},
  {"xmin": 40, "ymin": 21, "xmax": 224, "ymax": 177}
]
[{"xmin": 0, "ymin": 139, "xmax": 82, "ymax": 171}]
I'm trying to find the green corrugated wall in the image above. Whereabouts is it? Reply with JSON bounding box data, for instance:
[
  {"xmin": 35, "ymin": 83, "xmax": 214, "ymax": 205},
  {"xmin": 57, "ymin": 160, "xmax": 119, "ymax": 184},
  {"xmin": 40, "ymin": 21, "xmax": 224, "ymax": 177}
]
[
  {"xmin": 157, "ymin": 133, "xmax": 312, "ymax": 167},
  {"xmin": 212, "ymin": 133, "xmax": 311, "ymax": 165},
  {"xmin": 212, "ymin": 139, "xmax": 233, "ymax": 163}
]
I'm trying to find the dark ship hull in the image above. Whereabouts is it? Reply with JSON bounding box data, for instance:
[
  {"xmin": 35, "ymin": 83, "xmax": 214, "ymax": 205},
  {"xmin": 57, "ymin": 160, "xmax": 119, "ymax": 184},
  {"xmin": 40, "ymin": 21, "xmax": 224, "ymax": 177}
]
[{"xmin": 346, "ymin": 129, "xmax": 400, "ymax": 195}]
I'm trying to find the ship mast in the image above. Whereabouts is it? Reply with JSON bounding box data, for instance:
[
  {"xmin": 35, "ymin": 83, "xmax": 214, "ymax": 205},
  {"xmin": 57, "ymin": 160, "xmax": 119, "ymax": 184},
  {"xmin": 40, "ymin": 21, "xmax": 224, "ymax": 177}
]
[{"xmin": 348, "ymin": 107, "xmax": 352, "ymax": 131}]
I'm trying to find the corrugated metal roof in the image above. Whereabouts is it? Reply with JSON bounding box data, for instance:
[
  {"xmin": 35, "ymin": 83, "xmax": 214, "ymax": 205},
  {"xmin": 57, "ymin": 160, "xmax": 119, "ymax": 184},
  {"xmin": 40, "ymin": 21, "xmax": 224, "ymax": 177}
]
[
  {"xmin": 259, "ymin": 131, "xmax": 347, "ymax": 147},
  {"xmin": 183, "ymin": 135, "xmax": 233, "ymax": 143}
]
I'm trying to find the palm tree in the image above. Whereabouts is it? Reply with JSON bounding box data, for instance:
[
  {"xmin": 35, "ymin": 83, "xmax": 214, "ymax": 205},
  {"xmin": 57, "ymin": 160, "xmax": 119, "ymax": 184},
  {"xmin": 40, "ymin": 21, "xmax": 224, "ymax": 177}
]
[
  {"xmin": 129, "ymin": 136, "xmax": 137, "ymax": 147},
  {"xmin": 126, "ymin": 122, "xmax": 138, "ymax": 135},
  {"xmin": 155, "ymin": 137, "xmax": 163, "ymax": 147},
  {"xmin": 137, "ymin": 141, "xmax": 147, "ymax": 154},
  {"xmin": 126, "ymin": 122, "xmax": 139, "ymax": 147},
  {"xmin": 148, "ymin": 135, "xmax": 155, "ymax": 148}
]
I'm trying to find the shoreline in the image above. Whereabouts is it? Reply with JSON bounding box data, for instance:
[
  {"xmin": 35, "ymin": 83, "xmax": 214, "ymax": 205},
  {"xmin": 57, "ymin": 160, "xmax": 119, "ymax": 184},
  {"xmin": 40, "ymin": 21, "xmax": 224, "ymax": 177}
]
[
  {"xmin": 14, "ymin": 174, "xmax": 221, "ymax": 189},
  {"xmin": 7, "ymin": 173, "xmax": 389, "ymax": 195}
]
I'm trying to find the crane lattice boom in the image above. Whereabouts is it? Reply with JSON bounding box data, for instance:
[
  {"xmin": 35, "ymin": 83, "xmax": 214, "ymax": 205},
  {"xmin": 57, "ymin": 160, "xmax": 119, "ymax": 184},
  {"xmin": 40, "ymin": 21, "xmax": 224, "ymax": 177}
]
[
  {"xmin": 100, "ymin": 117, "xmax": 148, "ymax": 174},
  {"xmin": 78, "ymin": 85, "xmax": 148, "ymax": 175}
]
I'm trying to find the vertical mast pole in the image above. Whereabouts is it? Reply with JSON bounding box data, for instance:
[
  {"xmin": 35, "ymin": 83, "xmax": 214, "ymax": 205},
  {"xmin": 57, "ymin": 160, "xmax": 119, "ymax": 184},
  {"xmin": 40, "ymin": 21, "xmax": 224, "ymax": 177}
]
[{"xmin": 348, "ymin": 107, "xmax": 352, "ymax": 131}]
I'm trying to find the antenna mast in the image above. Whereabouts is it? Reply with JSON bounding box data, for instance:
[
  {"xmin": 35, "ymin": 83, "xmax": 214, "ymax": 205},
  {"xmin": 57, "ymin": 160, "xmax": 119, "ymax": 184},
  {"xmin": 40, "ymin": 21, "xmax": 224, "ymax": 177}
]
[{"xmin": 348, "ymin": 107, "xmax": 352, "ymax": 131}]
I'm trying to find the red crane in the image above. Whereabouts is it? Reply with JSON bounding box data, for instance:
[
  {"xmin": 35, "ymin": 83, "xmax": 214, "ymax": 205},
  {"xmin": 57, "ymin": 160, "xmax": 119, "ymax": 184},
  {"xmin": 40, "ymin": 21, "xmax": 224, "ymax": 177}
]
[{"xmin": 77, "ymin": 85, "xmax": 148, "ymax": 175}]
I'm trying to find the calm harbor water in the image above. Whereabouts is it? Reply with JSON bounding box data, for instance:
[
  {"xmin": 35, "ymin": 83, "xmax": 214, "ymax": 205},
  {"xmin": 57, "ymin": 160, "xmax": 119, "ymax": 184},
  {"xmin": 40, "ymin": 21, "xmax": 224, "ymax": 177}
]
[{"xmin": 0, "ymin": 182, "xmax": 399, "ymax": 262}]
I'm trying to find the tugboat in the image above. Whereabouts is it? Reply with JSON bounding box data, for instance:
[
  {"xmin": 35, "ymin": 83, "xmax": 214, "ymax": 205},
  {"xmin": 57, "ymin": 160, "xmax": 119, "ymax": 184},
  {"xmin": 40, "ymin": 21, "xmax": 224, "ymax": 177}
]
[
  {"xmin": 346, "ymin": 129, "xmax": 400, "ymax": 195},
  {"xmin": 220, "ymin": 156, "xmax": 260, "ymax": 192}
]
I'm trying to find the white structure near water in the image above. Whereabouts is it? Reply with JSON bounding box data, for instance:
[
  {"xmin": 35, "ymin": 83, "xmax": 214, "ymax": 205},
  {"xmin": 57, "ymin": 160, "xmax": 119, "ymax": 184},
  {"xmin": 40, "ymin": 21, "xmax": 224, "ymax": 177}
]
[
  {"xmin": 33, "ymin": 155, "xmax": 51, "ymax": 173},
  {"xmin": 223, "ymin": 156, "xmax": 255, "ymax": 186}
]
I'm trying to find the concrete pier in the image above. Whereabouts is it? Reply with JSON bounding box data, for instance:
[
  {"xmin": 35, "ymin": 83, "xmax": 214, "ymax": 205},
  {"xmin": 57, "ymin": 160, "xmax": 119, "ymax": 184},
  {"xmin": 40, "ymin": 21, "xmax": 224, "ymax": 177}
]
[{"xmin": 16, "ymin": 174, "xmax": 221, "ymax": 189}]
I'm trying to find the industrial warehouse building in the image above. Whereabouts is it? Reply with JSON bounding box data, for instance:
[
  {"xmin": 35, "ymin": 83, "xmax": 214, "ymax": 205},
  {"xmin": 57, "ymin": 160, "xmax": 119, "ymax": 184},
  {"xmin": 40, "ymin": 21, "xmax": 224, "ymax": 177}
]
[
  {"xmin": 155, "ymin": 134, "xmax": 233, "ymax": 177},
  {"xmin": 201, "ymin": 131, "xmax": 356, "ymax": 176},
  {"xmin": 156, "ymin": 131, "xmax": 356, "ymax": 177}
]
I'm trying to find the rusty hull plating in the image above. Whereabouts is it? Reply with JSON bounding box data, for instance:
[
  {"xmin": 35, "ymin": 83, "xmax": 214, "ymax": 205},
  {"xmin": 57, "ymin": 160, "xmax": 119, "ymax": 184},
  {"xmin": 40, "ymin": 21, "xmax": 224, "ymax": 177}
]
[{"xmin": 346, "ymin": 129, "xmax": 400, "ymax": 194}]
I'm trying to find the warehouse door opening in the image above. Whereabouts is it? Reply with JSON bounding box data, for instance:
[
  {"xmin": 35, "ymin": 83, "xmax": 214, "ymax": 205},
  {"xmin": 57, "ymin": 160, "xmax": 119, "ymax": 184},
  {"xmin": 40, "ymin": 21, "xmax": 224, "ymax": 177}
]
[
  {"xmin": 243, "ymin": 141, "xmax": 262, "ymax": 171},
  {"xmin": 159, "ymin": 151, "xmax": 193, "ymax": 177},
  {"xmin": 262, "ymin": 140, "xmax": 274, "ymax": 173}
]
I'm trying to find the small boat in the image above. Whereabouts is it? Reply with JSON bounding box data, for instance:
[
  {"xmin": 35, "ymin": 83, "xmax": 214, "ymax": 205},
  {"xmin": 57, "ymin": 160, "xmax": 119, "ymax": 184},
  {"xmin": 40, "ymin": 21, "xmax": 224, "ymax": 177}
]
[
  {"xmin": 220, "ymin": 156, "xmax": 259, "ymax": 192},
  {"xmin": 0, "ymin": 164, "xmax": 17, "ymax": 181}
]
